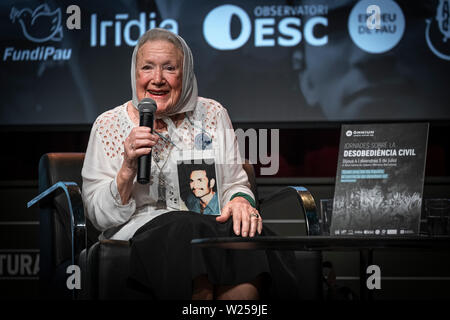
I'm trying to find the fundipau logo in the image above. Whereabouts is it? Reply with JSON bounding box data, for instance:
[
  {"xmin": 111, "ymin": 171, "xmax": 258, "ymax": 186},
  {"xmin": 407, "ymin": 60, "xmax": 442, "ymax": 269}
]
[
  {"xmin": 4, "ymin": 4, "xmax": 72, "ymax": 62},
  {"xmin": 425, "ymin": 0, "xmax": 450, "ymax": 60},
  {"xmin": 10, "ymin": 4, "xmax": 63, "ymax": 43}
]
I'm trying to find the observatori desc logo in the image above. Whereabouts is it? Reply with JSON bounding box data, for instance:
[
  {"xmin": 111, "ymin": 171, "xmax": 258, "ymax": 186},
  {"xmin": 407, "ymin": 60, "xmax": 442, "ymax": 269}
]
[{"xmin": 203, "ymin": 4, "xmax": 330, "ymax": 50}]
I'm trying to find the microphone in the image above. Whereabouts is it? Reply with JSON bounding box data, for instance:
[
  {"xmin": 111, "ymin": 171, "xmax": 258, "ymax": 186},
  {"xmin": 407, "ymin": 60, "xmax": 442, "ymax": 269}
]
[{"xmin": 137, "ymin": 98, "xmax": 157, "ymax": 184}]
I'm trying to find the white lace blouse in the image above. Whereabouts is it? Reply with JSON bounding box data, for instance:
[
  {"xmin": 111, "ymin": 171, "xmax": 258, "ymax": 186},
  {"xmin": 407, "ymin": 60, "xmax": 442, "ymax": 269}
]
[{"xmin": 81, "ymin": 97, "xmax": 254, "ymax": 240}]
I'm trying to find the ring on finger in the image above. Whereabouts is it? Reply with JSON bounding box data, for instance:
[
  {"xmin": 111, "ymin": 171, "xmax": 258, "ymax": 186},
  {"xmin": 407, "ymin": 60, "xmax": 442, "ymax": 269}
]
[
  {"xmin": 130, "ymin": 143, "xmax": 135, "ymax": 150},
  {"xmin": 250, "ymin": 212, "xmax": 259, "ymax": 219}
]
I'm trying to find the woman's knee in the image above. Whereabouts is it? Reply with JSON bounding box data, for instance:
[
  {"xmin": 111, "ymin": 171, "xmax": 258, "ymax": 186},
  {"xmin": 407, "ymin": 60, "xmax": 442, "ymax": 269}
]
[
  {"xmin": 215, "ymin": 275, "xmax": 263, "ymax": 300},
  {"xmin": 192, "ymin": 274, "xmax": 213, "ymax": 300}
]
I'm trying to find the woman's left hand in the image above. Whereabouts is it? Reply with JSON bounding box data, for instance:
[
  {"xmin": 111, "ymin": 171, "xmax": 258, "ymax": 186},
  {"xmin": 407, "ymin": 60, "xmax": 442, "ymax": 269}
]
[{"xmin": 216, "ymin": 197, "xmax": 262, "ymax": 237}]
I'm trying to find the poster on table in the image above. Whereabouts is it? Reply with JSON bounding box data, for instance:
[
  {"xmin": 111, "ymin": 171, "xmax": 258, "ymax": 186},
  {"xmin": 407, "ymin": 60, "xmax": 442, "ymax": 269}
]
[{"xmin": 330, "ymin": 123, "xmax": 429, "ymax": 236}]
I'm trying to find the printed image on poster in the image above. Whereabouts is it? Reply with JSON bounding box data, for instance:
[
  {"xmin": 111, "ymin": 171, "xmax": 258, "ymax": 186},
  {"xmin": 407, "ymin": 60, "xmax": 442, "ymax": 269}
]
[{"xmin": 177, "ymin": 158, "xmax": 221, "ymax": 215}]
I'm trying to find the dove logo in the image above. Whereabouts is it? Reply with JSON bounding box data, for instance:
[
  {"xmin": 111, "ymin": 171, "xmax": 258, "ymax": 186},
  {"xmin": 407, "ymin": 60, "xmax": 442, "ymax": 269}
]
[
  {"xmin": 5, "ymin": 4, "xmax": 75, "ymax": 62},
  {"xmin": 10, "ymin": 4, "xmax": 63, "ymax": 43}
]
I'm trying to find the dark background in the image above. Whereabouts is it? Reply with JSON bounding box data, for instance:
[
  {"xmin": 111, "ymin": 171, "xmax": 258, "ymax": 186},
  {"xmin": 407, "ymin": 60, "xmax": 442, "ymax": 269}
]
[{"xmin": 1, "ymin": 0, "xmax": 450, "ymax": 300}]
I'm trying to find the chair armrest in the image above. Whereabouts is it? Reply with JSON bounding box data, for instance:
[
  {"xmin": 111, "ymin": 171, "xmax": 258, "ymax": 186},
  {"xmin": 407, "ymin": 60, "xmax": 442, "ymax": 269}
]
[
  {"xmin": 259, "ymin": 186, "xmax": 321, "ymax": 236},
  {"xmin": 28, "ymin": 181, "xmax": 87, "ymax": 267},
  {"xmin": 288, "ymin": 186, "xmax": 321, "ymax": 236}
]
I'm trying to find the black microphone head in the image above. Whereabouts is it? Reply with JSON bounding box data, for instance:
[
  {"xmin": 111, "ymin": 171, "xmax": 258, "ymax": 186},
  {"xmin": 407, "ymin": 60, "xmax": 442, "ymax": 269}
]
[{"xmin": 138, "ymin": 98, "xmax": 157, "ymax": 114}]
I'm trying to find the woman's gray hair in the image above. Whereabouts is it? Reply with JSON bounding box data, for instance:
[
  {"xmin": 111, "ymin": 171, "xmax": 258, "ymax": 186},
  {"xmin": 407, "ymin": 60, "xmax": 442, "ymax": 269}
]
[{"xmin": 130, "ymin": 28, "xmax": 198, "ymax": 117}]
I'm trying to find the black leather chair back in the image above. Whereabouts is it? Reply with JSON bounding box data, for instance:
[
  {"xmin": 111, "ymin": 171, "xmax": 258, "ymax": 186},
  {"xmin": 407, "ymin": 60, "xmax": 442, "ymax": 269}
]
[{"xmin": 38, "ymin": 153, "xmax": 100, "ymax": 297}]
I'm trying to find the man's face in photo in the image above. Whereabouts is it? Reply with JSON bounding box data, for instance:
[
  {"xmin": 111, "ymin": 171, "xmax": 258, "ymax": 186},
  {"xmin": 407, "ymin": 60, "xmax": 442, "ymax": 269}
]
[
  {"xmin": 189, "ymin": 170, "xmax": 215, "ymax": 199},
  {"xmin": 293, "ymin": 0, "xmax": 448, "ymax": 120}
]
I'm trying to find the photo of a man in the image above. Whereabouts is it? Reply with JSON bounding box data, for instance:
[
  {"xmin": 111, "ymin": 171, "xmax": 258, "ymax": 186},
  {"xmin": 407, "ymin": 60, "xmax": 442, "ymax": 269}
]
[
  {"xmin": 291, "ymin": 0, "xmax": 450, "ymax": 121},
  {"xmin": 177, "ymin": 159, "xmax": 220, "ymax": 215}
]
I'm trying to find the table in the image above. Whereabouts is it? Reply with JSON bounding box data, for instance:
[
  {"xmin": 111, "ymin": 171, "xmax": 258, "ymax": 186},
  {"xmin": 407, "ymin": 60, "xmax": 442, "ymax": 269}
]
[{"xmin": 191, "ymin": 235, "xmax": 450, "ymax": 300}]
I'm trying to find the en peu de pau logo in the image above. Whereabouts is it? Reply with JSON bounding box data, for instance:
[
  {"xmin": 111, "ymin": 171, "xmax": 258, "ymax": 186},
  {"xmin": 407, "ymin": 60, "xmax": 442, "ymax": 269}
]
[
  {"xmin": 348, "ymin": 0, "xmax": 405, "ymax": 54},
  {"xmin": 426, "ymin": 0, "xmax": 450, "ymax": 60},
  {"xmin": 4, "ymin": 4, "xmax": 80, "ymax": 62},
  {"xmin": 349, "ymin": 0, "xmax": 449, "ymax": 60}
]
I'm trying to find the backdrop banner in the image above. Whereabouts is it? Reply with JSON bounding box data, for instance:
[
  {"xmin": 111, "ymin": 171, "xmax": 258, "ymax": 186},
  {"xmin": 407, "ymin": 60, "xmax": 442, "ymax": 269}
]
[{"xmin": 2, "ymin": 0, "xmax": 450, "ymax": 124}]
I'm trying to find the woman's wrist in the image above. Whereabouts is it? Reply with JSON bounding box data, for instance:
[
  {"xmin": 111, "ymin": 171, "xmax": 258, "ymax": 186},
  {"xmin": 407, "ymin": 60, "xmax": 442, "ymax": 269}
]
[
  {"xmin": 119, "ymin": 162, "xmax": 136, "ymax": 181},
  {"xmin": 117, "ymin": 165, "xmax": 136, "ymax": 204},
  {"xmin": 230, "ymin": 192, "xmax": 256, "ymax": 208}
]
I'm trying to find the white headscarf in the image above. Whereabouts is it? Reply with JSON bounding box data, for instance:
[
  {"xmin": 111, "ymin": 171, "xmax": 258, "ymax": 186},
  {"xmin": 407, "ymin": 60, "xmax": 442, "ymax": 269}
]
[{"xmin": 130, "ymin": 28, "xmax": 198, "ymax": 118}]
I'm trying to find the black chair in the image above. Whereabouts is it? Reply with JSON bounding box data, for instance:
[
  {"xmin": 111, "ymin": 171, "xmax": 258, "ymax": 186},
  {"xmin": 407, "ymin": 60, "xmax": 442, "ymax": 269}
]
[{"xmin": 29, "ymin": 152, "xmax": 323, "ymax": 300}]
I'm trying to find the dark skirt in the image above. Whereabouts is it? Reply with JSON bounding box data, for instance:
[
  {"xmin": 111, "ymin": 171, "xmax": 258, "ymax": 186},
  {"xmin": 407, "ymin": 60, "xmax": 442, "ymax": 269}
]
[{"xmin": 128, "ymin": 211, "xmax": 300, "ymax": 300}]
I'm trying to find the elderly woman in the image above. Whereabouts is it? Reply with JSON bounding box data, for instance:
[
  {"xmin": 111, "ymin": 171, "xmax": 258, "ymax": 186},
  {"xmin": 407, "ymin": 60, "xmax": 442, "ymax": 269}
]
[{"xmin": 82, "ymin": 28, "xmax": 297, "ymax": 300}]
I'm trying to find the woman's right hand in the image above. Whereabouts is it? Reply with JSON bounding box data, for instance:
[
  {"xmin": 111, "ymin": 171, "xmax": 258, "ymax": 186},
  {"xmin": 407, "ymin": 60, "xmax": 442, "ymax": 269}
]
[
  {"xmin": 122, "ymin": 126, "xmax": 159, "ymax": 178},
  {"xmin": 117, "ymin": 127, "xmax": 159, "ymax": 204}
]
